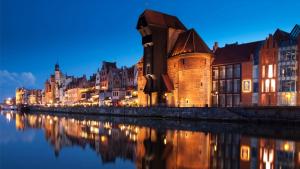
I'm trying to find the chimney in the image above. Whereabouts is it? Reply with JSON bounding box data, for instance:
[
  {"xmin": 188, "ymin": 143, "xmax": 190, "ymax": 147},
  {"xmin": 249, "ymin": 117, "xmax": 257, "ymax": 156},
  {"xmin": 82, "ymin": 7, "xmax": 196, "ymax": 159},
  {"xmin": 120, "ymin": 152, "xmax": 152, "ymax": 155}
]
[{"xmin": 213, "ymin": 42, "xmax": 219, "ymax": 52}]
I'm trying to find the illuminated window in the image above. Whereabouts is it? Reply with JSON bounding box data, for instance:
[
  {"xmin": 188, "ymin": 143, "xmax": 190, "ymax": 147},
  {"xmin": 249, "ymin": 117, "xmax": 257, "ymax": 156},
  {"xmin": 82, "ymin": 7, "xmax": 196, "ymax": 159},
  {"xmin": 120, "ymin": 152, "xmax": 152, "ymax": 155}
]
[
  {"xmin": 262, "ymin": 81, "xmax": 264, "ymax": 92},
  {"xmin": 242, "ymin": 80, "xmax": 252, "ymax": 93},
  {"xmin": 268, "ymin": 65, "xmax": 273, "ymax": 78},
  {"xmin": 265, "ymin": 79, "xmax": 270, "ymax": 92},
  {"xmin": 241, "ymin": 145, "xmax": 250, "ymax": 161},
  {"xmin": 262, "ymin": 65, "xmax": 265, "ymax": 78},
  {"xmin": 271, "ymin": 79, "xmax": 276, "ymax": 92}
]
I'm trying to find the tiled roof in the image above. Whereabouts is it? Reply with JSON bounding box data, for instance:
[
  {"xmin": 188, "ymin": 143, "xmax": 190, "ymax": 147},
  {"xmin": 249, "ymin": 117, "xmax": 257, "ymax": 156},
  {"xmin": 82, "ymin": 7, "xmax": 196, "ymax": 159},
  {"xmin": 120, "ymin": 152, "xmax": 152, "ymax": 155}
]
[
  {"xmin": 137, "ymin": 10, "xmax": 186, "ymax": 30},
  {"xmin": 273, "ymin": 29, "xmax": 290, "ymax": 42},
  {"xmin": 170, "ymin": 29, "xmax": 212, "ymax": 57},
  {"xmin": 213, "ymin": 41, "xmax": 263, "ymax": 65}
]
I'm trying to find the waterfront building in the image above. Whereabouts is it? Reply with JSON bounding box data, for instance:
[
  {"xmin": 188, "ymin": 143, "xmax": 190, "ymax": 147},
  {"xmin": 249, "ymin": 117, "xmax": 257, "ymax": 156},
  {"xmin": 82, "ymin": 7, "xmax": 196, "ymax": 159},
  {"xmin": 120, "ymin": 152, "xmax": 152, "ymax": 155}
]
[
  {"xmin": 44, "ymin": 64, "xmax": 73, "ymax": 105},
  {"xmin": 212, "ymin": 41, "xmax": 263, "ymax": 107},
  {"xmin": 259, "ymin": 24, "xmax": 300, "ymax": 106},
  {"xmin": 98, "ymin": 61, "xmax": 138, "ymax": 106},
  {"xmin": 277, "ymin": 24, "xmax": 300, "ymax": 106},
  {"xmin": 16, "ymin": 87, "xmax": 28, "ymax": 105},
  {"xmin": 136, "ymin": 10, "xmax": 213, "ymax": 107},
  {"xmin": 28, "ymin": 89, "xmax": 42, "ymax": 105},
  {"xmin": 64, "ymin": 75, "xmax": 88, "ymax": 105},
  {"xmin": 16, "ymin": 88, "xmax": 42, "ymax": 105}
]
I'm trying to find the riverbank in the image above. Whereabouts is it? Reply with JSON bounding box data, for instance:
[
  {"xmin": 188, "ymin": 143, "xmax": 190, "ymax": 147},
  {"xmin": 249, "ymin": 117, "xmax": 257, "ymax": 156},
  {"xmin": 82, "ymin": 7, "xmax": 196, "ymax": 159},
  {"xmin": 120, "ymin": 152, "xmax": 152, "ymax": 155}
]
[{"xmin": 24, "ymin": 106, "xmax": 300, "ymax": 124}]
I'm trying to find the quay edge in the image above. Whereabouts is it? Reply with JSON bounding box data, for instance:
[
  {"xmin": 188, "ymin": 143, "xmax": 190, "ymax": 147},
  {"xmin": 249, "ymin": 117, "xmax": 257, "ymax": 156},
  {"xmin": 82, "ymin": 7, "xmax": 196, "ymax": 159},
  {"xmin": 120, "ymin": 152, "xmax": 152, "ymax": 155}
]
[{"xmin": 21, "ymin": 106, "xmax": 300, "ymax": 124}]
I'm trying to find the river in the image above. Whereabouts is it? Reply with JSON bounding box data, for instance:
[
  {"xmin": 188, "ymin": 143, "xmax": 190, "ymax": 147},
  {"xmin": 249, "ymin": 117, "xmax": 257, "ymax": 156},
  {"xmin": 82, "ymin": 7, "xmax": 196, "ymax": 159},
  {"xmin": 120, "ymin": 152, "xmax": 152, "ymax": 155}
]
[{"xmin": 0, "ymin": 110, "xmax": 300, "ymax": 169}]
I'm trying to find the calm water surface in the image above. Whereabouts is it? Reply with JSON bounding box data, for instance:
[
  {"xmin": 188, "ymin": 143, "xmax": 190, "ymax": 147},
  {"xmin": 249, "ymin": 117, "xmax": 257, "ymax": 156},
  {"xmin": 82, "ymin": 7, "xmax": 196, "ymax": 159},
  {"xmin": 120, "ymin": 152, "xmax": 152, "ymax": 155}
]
[{"xmin": 0, "ymin": 111, "xmax": 300, "ymax": 169}]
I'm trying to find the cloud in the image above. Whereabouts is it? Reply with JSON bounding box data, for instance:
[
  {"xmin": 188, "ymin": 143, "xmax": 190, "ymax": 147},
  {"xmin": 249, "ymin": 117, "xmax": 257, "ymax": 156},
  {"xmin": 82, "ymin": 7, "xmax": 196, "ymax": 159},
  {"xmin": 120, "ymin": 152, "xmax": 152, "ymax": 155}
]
[
  {"xmin": 0, "ymin": 70, "xmax": 37, "ymax": 100},
  {"xmin": 0, "ymin": 70, "xmax": 36, "ymax": 87}
]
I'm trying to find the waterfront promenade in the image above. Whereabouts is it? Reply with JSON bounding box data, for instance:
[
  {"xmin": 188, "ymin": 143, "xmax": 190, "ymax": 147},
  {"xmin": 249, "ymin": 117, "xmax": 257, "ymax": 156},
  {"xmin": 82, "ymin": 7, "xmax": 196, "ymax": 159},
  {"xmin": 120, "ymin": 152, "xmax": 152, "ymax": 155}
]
[{"xmin": 25, "ymin": 106, "xmax": 300, "ymax": 124}]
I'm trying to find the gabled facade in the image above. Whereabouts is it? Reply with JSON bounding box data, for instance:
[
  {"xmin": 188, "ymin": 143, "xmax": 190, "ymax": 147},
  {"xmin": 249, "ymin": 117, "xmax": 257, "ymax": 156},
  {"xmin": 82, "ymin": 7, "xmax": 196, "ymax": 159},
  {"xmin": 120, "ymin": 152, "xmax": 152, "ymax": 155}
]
[{"xmin": 137, "ymin": 10, "xmax": 213, "ymax": 107}]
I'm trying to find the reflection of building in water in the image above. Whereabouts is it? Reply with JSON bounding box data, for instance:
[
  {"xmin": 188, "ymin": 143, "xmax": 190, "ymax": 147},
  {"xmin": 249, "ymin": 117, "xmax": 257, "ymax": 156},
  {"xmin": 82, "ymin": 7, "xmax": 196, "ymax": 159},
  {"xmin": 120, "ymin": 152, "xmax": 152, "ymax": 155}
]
[
  {"xmin": 240, "ymin": 136, "xmax": 300, "ymax": 169},
  {"xmin": 135, "ymin": 128, "xmax": 210, "ymax": 169},
  {"xmin": 210, "ymin": 133, "xmax": 241, "ymax": 169},
  {"xmin": 6, "ymin": 112, "xmax": 300, "ymax": 169}
]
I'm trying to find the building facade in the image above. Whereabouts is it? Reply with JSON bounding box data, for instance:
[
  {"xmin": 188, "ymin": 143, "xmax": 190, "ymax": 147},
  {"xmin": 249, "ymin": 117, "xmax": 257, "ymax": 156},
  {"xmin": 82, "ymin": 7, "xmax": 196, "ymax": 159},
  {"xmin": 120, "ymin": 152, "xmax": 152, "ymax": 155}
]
[
  {"xmin": 212, "ymin": 41, "xmax": 263, "ymax": 107},
  {"xmin": 259, "ymin": 25, "xmax": 300, "ymax": 106},
  {"xmin": 136, "ymin": 10, "xmax": 213, "ymax": 107}
]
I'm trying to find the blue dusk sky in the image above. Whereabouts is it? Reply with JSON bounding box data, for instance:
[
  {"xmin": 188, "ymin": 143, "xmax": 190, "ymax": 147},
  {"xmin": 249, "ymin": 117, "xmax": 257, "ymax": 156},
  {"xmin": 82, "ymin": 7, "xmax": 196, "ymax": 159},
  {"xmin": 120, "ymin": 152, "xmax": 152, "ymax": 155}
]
[{"xmin": 0, "ymin": 0, "xmax": 300, "ymax": 101}]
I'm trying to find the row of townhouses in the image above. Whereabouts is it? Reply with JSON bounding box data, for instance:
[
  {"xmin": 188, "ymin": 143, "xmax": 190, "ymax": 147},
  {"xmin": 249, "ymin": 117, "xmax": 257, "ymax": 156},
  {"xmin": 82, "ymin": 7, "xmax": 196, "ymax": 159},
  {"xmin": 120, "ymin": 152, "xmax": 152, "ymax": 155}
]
[
  {"xmin": 16, "ymin": 62, "xmax": 138, "ymax": 106},
  {"xmin": 15, "ymin": 10, "xmax": 300, "ymax": 107},
  {"xmin": 136, "ymin": 10, "xmax": 300, "ymax": 107}
]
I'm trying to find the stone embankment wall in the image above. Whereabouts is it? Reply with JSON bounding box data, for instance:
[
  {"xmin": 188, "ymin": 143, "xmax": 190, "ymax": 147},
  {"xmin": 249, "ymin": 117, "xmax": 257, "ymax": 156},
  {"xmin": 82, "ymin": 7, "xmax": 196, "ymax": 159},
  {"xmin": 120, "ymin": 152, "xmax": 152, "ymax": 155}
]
[{"xmin": 27, "ymin": 106, "xmax": 300, "ymax": 123}]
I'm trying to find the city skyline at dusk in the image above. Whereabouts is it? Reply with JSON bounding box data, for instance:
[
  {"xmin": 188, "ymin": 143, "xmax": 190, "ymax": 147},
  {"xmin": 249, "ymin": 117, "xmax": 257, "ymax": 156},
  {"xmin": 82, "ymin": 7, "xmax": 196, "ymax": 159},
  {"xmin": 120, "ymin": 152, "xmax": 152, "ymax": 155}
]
[{"xmin": 1, "ymin": 0, "xmax": 300, "ymax": 101}]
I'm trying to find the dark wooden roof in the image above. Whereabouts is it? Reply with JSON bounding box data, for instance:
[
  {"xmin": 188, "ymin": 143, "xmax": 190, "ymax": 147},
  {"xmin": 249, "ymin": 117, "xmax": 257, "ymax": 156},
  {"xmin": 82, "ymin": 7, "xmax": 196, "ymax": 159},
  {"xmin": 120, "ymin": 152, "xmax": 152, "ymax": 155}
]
[
  {"xmin": 170, "ymin": 29, "xmax": 212, "ymax": 57},
  {"xmin": 136, "ymin": 10, "xmax": 186, "ymax": 30},
  {"xmin": 213, "ymin": 41, "xmax": 263, "ymax": 65}
]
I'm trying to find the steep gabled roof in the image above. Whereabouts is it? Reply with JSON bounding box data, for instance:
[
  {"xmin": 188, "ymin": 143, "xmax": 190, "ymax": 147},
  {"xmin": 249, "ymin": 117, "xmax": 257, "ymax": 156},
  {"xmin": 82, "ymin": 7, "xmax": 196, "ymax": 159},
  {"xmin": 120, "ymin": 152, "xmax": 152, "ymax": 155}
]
[
  {"xmin": 170, "ymin": 29, "xmax": 212, "ymax": 57},
  {"xmin": 213, "ymin": 41, "xmax": 263, "ymax": 65},
  {"xmin": 273, "ymin": 29, "xmax": 290, "ymax": 42},
  {"xmin": 136, "ymin": 10, "xmax": 186, "ymax": 30},
  {"xmin": 290, "ymin": 24, "xmax": 300, "ymax": 38}
]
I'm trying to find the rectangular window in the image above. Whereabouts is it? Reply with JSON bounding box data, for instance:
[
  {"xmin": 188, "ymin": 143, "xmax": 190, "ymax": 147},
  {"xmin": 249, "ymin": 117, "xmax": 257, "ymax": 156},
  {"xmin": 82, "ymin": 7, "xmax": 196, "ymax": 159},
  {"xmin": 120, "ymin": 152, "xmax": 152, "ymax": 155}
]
[
  {"xmin": 234, "ymin": 64, "xmax": 241, "ymax": 78},
  {"xmin": 253, "ymin": 82, "xmax": 259, "ymax": 93},
  {"xmin": 212, "ymin": 81, "xmax": 218, "ymax": 92},
  {"xmin": 234, "ymin": 79, "xmax": 240, "ymax": 93},
  {"xmin": 220, "ymin": 80, "xmax": 226, "ymax": 93},
  {"xmin": 226, "ymin": 80, "xmax": 232, "ymax": 93},
  {"xmin": 262, "ymin": 65, "xmax": 265, "ymax": 78},
  {"xmin": 226, "ymin": 65, "xmax": 233, "ymax": 78},
  {"xmin": 220, "ymin": 66, "xmax": 226, "ymax": 79},
  {"xmin": 213, "ymin": 67, "xmax": 219, "ymax": 80},
  {"xmin": 271, "ymin": 79, "xmax": 276, "ymax": 92},
  {"xmin": 261, "ymin": 81, "xmax": 264, "ymax": 92},
  {"xmin": 220, "ymin": 94, "xmax": 226, "ymax": 107},
  {"xmin": 226, "ymin": 94, "xmax": 232, "ymax": 107},
  {"xmin": 265, "ymin": 79, "xmax": 270, "ymax": 92},
  {"xmin": 233, "ymin": 94, "xmax": 240, "ymax": 107},
  {"xmin": 268, "ymin": 65, "xmax": 273, "ymax": 78}
]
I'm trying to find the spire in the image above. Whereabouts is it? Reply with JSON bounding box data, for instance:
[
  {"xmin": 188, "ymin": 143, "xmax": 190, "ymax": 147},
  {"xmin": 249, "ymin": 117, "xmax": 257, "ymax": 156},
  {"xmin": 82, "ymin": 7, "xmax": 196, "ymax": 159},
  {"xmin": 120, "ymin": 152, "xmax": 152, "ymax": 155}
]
[{"xmin": 55, "ymin": 62, "xmax": 59, "ymax": 71}]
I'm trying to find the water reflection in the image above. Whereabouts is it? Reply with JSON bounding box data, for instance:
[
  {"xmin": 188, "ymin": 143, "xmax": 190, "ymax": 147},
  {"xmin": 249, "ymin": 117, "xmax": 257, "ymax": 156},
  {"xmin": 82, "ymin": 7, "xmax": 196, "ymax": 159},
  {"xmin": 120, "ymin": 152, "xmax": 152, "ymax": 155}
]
[{"xmin": 1, "ymin": 111, "xmax": 300, "ymax": 169}]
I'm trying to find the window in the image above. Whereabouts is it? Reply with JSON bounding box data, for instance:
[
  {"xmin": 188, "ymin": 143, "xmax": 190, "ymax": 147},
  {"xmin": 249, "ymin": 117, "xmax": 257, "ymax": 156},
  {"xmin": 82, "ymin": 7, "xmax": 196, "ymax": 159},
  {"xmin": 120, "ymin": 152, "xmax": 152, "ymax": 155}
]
[
  {"xmin": 253, "ymin": 82, "xmax": 259, "ymax": 93},
  {"xmin": 226, "ymin": 80, "xmax": 232, "ymax": 93},
  {"xmin": 280, "ymin": 80, "xmax": 296, "ymax": 92},
  {"xmin": 220, "ymin": 66, "xmax": 226, "ymax": 79},
  {"xmin": 271, "ymin": 79, "xmax": 276, "ymax": 92},
  {"xmin": 261, "ymin": 81, "xmax": 264, "ymax": 92},
  {"xmin": 212, "ymin": 81, "xmax": 218, "ymax": 92},
  {"xmin": 262, "ymin": 65, "xmax": 265, "ymax": 78},
  {"xmin": 265, "ymin": 79, "xmax": 270, "ymax": 92},
  {"xmin": 268, "ymin": 65, "xmax": 273, "ymax": 78},
  {"xmin": 220, "ymin": 80, "xmax": 226, "ymax": 93},
  {"xmin": 213, "ymin": 67, "xmax": 219, "ymax": 80},
  {"xmin": 220, "ymin": 94, "xmax": 226, "ymax": 107},
  {"xmin": 234, "ymin": 64, "xmax": 241, "ymax": 78},
  {"xmin": 233, "ymin": 94, "xmax": 240, "ymax": 107},
  {"xmin": 233, "ymin": 79, "xmax": 240, "ymax": 93},
  {"xmin": 226, "ymin": 94, "xmax": 232, "ymax": 107},
  {"xmin": 226, "ymin": 65, "xmax": 233, "ymax": 78}
]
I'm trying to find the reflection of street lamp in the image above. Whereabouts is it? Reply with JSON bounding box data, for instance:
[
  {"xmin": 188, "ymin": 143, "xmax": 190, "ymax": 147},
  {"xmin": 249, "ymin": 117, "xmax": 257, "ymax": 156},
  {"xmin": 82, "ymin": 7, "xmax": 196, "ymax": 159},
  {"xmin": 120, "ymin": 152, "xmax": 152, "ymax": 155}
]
[{"xmin": 215, "ymin": 91, "xmax": 219, "ymax": 107}]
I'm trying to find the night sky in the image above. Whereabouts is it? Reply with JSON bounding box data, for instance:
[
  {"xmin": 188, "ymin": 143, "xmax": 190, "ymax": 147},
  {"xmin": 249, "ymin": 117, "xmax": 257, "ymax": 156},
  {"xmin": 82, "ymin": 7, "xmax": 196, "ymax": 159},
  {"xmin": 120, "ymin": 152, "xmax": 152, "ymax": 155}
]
[{"xmin": 1, "ymin": 0, "xmax": 300, "ymax": 101}]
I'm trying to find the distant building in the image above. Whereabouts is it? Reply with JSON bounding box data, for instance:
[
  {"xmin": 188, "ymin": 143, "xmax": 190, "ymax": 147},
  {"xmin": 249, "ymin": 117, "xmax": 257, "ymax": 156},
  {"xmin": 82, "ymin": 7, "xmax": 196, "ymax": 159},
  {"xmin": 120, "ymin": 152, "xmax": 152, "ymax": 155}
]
[
  {"xmin": 16, "ymin": 88, "xmax": 42, "ymax": 105},
  {"xmin": 43, "ymin": 64, "xmax": 73, "ymax": 105},
  {"xmin": 136, "ymin": 10, "xmax": 213, "ymax": 107},
  {"xmin": 98, "ymin": 61, "xmax": 138, "ymax": 106},
  {"xmin": 16, "ymin": 88, "xmax": 28, "ymax": 105}
]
